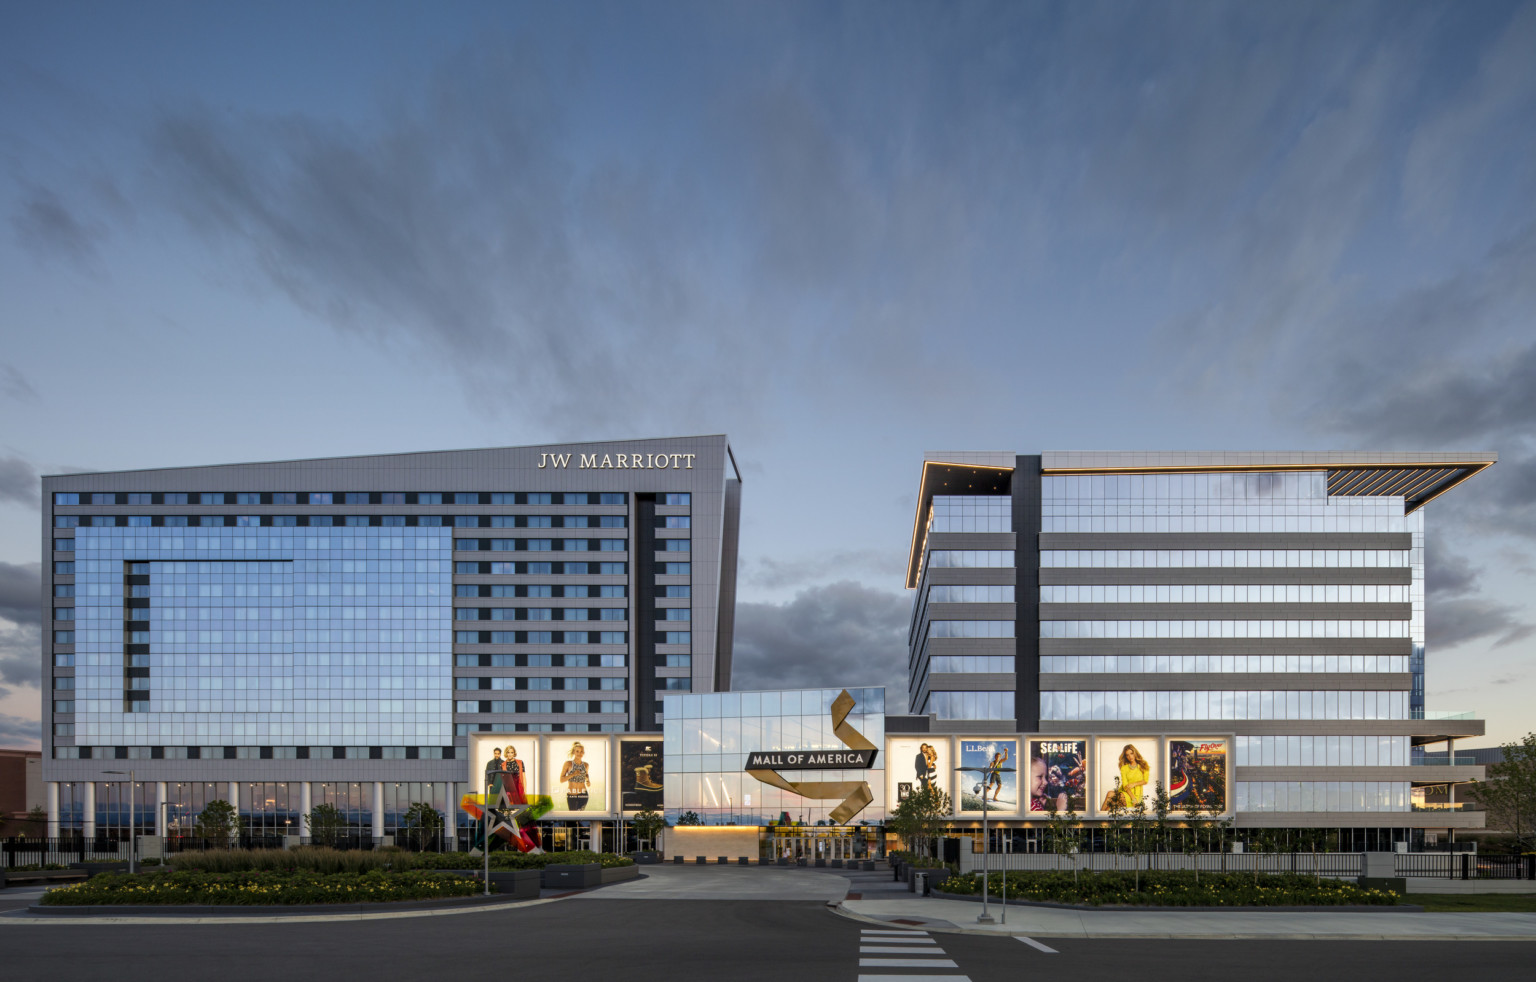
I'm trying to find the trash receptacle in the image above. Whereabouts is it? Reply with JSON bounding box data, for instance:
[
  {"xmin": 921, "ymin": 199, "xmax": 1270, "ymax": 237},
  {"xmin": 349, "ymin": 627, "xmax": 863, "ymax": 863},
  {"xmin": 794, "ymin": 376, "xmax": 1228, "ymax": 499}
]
[{"xmin": 914, "ymin": 872, "xmax": 927, "ymax": 896}]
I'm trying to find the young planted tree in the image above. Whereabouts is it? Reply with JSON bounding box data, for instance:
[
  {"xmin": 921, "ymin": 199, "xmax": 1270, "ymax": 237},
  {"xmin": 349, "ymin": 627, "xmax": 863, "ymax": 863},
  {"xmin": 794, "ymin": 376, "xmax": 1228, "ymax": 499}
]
[
  {"xmin": 1150, "ymin": 780, "xmax": 1172, "ymax": 872},
  {"xmin": 305, "ymin": 802, "xmax": 346, "ymax": 847},
  {"xmin": 888, "ymin": 785, "xmax": 952, "ymax": 861},
  {"xmin": 1126, "ymin": 793, "xmax": 1152, "ymax": 892},
  {"xmin": 1181, "ymin": 792, "xmax": 1204, "ymax": 885},
  {"xmin": 1474, "ymin": 732, "xmax": 1536, "ymax": 853},
  {"xmin": 631, "ymin": 807, "xmax": 668, "ymax": 851},
  {"xmin": 1044, "ymin": 801, "xmax": 1082, "ymax": 886},
  {"xmin": 401, "ymin": 801, "xmax": 444, "ymax": 851},
  {"xmin": 194, "ymin": 799, "xmax": 239, "ymax": 848},
  {"xmin": 25, "ymin": 805, "xmax": 48, "ymax": 838}
]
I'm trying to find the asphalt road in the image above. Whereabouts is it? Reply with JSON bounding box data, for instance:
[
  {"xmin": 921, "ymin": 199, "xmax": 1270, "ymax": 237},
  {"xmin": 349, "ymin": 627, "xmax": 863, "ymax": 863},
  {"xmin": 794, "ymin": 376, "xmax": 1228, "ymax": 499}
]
[{"xmin": 2, "ymin": 894, "xmax": 1534, "ymax": 982}]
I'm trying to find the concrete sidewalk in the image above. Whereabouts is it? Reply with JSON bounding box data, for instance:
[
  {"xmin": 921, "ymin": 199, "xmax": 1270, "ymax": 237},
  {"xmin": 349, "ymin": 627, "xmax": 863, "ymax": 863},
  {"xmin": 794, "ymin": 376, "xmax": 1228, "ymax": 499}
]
[{"xmin": 838, "ymin": 895, "xmax": 1536, "ymax": 941}]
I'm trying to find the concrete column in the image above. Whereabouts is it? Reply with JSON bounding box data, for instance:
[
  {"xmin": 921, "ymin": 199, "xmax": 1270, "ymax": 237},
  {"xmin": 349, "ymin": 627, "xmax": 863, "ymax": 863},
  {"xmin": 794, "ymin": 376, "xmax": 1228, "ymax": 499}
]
[
  {"xmin": 300, "ymin": 782, "xmax": 312, "ymax": 842},
  {"xmin": 47, "ymin": 782, "xmax": 60, "ymax": 838},
  {"xmin": 372, "ymin": 782, "xmax": 385, "ymax": 840},
  {"xmin": 155, "ymin": 782, "xmax": 167, "ymax": 836},
  {"xmin": 589, "ymin": 820, "xmax": 601, "ymax": 853},
  {"xmin": 444, "ymin": 782, "xmax": 456, "ymax": 849},
  {"xmin": 227, "ymin": 781, "xmax": 239, "ymax": 811},
  {"xmin": 82, "ymin": 781, "xmax": 96, "ymax": 839}
]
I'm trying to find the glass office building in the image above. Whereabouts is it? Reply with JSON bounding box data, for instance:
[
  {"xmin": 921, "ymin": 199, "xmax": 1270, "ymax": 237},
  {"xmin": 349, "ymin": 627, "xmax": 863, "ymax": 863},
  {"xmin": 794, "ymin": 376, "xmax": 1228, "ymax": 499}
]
[
  {"xmin": 41, "ymin": 436, "xmax": 741, "ymax": 843},
  {"xmin": 905, "ymin": 451, "xmax": 1497, "ymax": 846}
]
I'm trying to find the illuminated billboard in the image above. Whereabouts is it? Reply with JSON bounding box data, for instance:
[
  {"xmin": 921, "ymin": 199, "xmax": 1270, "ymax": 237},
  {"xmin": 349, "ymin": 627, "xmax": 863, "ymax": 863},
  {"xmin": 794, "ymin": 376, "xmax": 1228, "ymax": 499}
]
[
  {"xmin": 1168, "ymin": 737, "xmax": 1229, "ymax": 815},
  {"xmin": 886, "ymin": 738, "xmax": 950, "ymax": 813},
  {"xmin": 1027, "ymin": 739, "xmax": 1087, "ymax": 816},
  {"xmin": 1094, "ymin": 738, "xmax": 1160, "ymax": 815},
  {"xmin": 620, "ymin": 739, "xmax": 664, "ymax": 813},
  {"xmin": 550, "ymin": 737, "xmax": 608, "ymax": 814},
  {"xmin": 957, "ymin": 739, "xmax": 1019, "ymax": 814}
]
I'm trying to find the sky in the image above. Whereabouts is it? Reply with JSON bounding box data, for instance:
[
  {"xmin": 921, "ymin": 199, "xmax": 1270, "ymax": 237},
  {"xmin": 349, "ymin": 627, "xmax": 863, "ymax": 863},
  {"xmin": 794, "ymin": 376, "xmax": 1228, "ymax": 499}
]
[{"xmin": 1, "ymin": 0, "xmax": 1533, "ymax": 749}]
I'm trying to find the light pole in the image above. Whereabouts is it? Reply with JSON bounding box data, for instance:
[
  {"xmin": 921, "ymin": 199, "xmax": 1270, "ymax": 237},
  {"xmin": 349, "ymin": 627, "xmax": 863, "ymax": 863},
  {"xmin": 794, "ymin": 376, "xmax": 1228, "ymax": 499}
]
[
  {"xmin": 483, "ymin": 777, "xmax": 491, "ymax": 897},
  {"xmin": 960, "ymin": 751, "xmax": 1015, "ymax": 926},
  {"xmin": 103, "ymin": 770, "xmax": 135, "ymax": 874}
]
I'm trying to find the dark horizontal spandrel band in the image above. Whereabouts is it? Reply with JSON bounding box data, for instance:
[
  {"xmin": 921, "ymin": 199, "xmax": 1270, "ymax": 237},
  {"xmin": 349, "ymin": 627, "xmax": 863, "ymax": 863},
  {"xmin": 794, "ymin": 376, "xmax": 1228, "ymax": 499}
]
[
  {"xmin": 1039, "ymin": 672, "xmax": 1414, "ymax": 691},
  {"xmin": 1040, "ymin": 637, "xmax": 1413, "ymax": 656},
  {"xmin": 1039, "ymin": 532, "xmax": 1413, "ymax": 550},
  {"xmin": 1040, "ymin": 567, "xmax": 1413, "ymax": 586},
  {"xmin": 1039, "ymin": 602, "xmax": 1412, "ymax": 621},
  {"xmin": 1039, "ymin": 719, "xmax": 1484, "ymax": 738}
]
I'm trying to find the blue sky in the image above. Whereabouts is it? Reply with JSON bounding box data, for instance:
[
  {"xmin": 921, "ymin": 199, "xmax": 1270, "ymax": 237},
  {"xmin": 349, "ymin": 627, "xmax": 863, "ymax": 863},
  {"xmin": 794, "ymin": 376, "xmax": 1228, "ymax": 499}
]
[{"xmin": 1, "ymin": 1, "xmax": 1533, "ymax": 747}]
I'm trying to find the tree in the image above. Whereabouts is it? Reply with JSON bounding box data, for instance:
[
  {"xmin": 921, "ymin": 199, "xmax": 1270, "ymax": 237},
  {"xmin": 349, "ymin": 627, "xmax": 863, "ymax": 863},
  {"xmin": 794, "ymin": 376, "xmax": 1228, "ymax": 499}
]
[
  {"xmin": 306, "ymin": 802, "xmax": 346, "ymax": 847},
  {"xmin": 1044, "ymin": 801, "xmax": 1082, "ymax": 885},
  {"xmin": 24, "ymin": 805, "xmax": 48, "ymax": 837},
  {"xmin": 194, "ymin": 799, "xmax": 239, "ymax": 848},
  {"xmin": 631, "ymin": 807, "xmax": 667, "ymax": 851},
  {"xmin": 1472, "ymin": 732, "xmax": 1536, "ymax": 852},
  {"xmin": 1149, "ymin": 780, "xmax": 1173, "ymax": 872},
  {"xmin": 1180, "ymin": 791, "xmax": 1204, "ymax": 886},
  {"xmin": 886, "ymin": 785, "xmax": 952, "ymax": 861},
  {"xmin": 401, "ymin": 801, "xmax": 444, "ymax": 851},
  {"xmin": 675, "ymin": 810, "xmax": 702, "ymax": 827}
]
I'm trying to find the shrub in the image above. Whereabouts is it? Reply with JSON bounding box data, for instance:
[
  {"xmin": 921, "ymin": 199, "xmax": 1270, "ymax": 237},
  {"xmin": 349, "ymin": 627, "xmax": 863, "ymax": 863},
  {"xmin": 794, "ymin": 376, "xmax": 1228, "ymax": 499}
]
[
  {"xmin": 935, "ymin": 870, "xmax": 1398, "ymax": 907},
  {"xmin": 168, "ymin": 847, "xmax": 397, "ymax": 875},
  {"xmin": 39, "ymin": 869, "xmax": 480, "ymax": 906},
  {"xmin": 408, "ymin": 849, "xmax": 633, "ymax": 870}
]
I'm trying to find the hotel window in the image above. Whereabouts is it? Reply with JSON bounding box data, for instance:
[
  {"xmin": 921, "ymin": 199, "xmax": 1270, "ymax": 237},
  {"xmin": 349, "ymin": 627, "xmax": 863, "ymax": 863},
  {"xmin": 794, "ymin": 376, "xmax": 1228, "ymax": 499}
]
[
  {"xmin": 599, "ymin": 632, "xmax": 627, "ymax": 644},
  {"xmin": 662, "ymin": 632, "xmax": 690, "ymax": 644},
  {"xmin": 661, "ymin": 516, "xmax": 690, "ymax": 528},
  {"xmin": 54, "ymin": 538, "xmax": 74, "ymax": 551},
  {"xmin": 310, "ymin": 492, "xmax": 333, "ymax": 504},
  {"xmin": 661, "ymin": 608, "xmax": 690, "ymax": 620},
  {"xmin": 600, "ymin": 516, "xmax": 627, "ymax": 528},
  {"xmin": 599, "ymin": 539, "xmax": 625, "ymax": 551},
  {"xmin": 660, "ymin": 563, "xmax": 690, "ymax": 575},
  {"xmin": 55, "ymin": 516, "xmax": 79, "ymax": 528},
  {"xmin": 660, "ymin": 678, "xmax": 691, "ymax": 690},
  {"xmin": 663, "ymin": 494, "xmax": 690, "ymax": 505},
  {"xmin": 54, "ymin": 562, "xmax": 75, "ymax": 574},
  {"xmin": 54, "ymin": 608, "xmax": 74, "ymax": 620},
  {"xmin": 92, "ymin": 493, "xmax": 115, "ymax": 504},
  {"xmin": 54, "ymin": 493, "xmax": 80, "ymax": 505},
  {"xmin": 200, "ymin": 516, "xmax": 224, "ymax": 527},
  {"xmin": 418, "ymin": 493, "xmax": 443, "ymax": 504},
  {"xmin": 236, "ymin": 515, "xmax": 261, "ymax": 527},
  {"xmin": 600, "ymin": 563, "xmax": 626, "ymax": 574},
  {"xmin": 54, "ymin": 700, "xmax": 74, "ymax": 713},
  {"xmin": 345, "ymin": 493, "xmax": 370, "ymax": 504},
  {"xmin": 54, "ymin": 630, "xmax": 74, "ymax": 643},
  {"xmin": 661, "ymin": 539, "xmax": 691, "ymax": 551}
]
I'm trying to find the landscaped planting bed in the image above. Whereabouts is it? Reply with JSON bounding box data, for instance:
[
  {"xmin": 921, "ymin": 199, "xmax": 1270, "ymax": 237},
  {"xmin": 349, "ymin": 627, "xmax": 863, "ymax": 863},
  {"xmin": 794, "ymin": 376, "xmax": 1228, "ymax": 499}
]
[
  {"xmin": 936, "ymin": 870, "xmax": 1399, "ymax": 907},
  {"xmin": 38, "ymin": 869, "xmax": 481, "ymax": 906}
]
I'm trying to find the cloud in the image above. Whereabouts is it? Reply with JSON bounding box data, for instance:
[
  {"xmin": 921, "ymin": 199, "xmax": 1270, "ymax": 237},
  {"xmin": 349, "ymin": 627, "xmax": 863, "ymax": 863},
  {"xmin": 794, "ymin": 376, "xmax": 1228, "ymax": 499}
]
[
  {"xmin": 0, "ymin": 712, "xmax": 41, "ymax": 746},
  {"xmin": 744, "ymin": 550, "xmax": 905, "ymax": 591},
  {"xmin": 731, "ymin": 581, "xmax": 909, "ymax": 698},
  {"xmin": 0, "ymin": 455, "xmax": 40, "ymax": 509},
  {"xmin": 0, "ymin": 561, "xmax": 41, "ymax": 627},
  {"xmin": 10, "ymin": 184, "xmax": 103, "ymax": 267},
  {"xmin": 0, "ymin": 562, "xmax": 43, "ymax": 689},
  {"xmin": 1429, "ymin": 597, "xmax": 1536, "ymax": 652},
  {"xmin": 0, "ymin": 364, "xmax": 38, "ymax": 404}
]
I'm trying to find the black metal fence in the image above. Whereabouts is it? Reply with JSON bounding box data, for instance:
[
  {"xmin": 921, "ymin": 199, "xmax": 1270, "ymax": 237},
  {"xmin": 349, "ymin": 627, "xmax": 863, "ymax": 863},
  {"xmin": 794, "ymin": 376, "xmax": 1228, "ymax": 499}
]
[
  {"xmin": 1395, "ymin": 853, "xmax": 1536, "ymax": 879},
  {"xmin": 1, "ymin": 836, "xmax": 128, "ymax": 866}
]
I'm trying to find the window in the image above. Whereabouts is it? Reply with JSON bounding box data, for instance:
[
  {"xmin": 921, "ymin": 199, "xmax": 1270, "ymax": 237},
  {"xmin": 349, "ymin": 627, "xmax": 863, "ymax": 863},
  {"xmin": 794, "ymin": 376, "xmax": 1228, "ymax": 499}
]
[
  {"xmin": 54, "ymin": 608, "xmax": 74, "ymax": 620},
  {"xmin": 345, "ymin": 516, "xmax": 369, "ymax": 527},
  {"xmin": 54, "ymin": 584, "xmax": 75, "ymax": 597},
  {"xmin": 663, "ymin": 493, "xmax": 690, "ymax": 505},
  {"xmin": 54, "ymin": 562, "xmax": 74, "ymax": 575},
  {"xmin": 310, "ymin": 493, "xmax": 333, "ymax": 504},
  {"xmin": 455, "ymin": 515, "xmax": 479, "ymax": 527},
  {"xmin": 526, "ymin": 539, "xmax": 552, "ymax": 551},
  {"xmin": 381, "ymin": 516, "xmax": 406, "ymax": 526},
  {"xmin": 599, "ymin": 701, "xmax": 627, "ymax": 713},
  {"xmin": 237, "ymin": 493, "xmax": 262, "ymax": 504},
  {"xmin": 600, "ymin": 632, "xmax": 627, "ymax": 644},
  {"xmin": 601, "ymin": 585, "xmax": 628, "ymax": 598},
  {"xmin": 53, "ymin": 537, "xmax": 74, "ymax": 551},
  {"xmin": 599, "ymin": 608, "xmax": 625, "ymax": 620},
  {"xmin": 91, "ymin": 515, "xmax": 115, "ymax": 527},
  {"xmin": 53, "ymin": 631, "xmax": 74, "ymax": 643},
  {"xmin": 54, "ymin": 653, "xmax": 75, "ymax": 667},
  {"xmin": 661, "ymin": 678, "xmax": 691, "ymax": 690},
  {"xmin": 599, "ymin": 539, "xmax": 626, "ymax": 551},
  {"xmin": 54, "ymin": 677, "xmax": 75, "ymax": 690},
  {"xmin": 565, "ymin": 562, "xmax": 590, "ymax": 574},
  {"xmin": 562, "ymin": 539, "xmax": 589, "ymax": 551},
  {"xmin": 662, "ymin": 516, "xmax": 690, "ymax": 528},
  {"xmin": 310, "ymin": 515, "xmax": 333, "ymax": 526},
  {"xmin": 456, "ymin": 632, "xmax": 481, "ymax": 644},
  {"xmin": 661, "ymin": 608, "xmax": 690, "ymax": 620},
  {"xmin": 236, "ymin": 515, "xmax": 261, "ymax": 527},
  {"xmin": 490, "ymin": 516, "xmax": 518, "ymax": 528},
  {"xmin": 927, "ymin": 620, "xmax": 1013, "ymax": 639},
  {"xmin": 418, "ymin": 493, "xmax": 443, "ymax": 504},
  {"xmin": 272, "ymin": 493, "xmax": 298, "ymax": 504},
  {"xmin": 659, "ymin": 585, "xmax": 690, "ymax": 598},
  {"xmin": 418, "ymin": 515, "xmax": 442, "ymax": 526},
  {"xmin": 661, "ymin": 539, "xmax": 690, "ymax": 552},
  {"xmin": 564, "ymin": 493, "xmax": 589, "ymax": 505},
  {"xmin": 200, "ymin": 516, "xmax": 224, "ymax": 527},
  {"xmin": 563, "ymin": 516, "xmax": 589, "ymax": 528},
  {"xmin": 659, "ymin": 563, "xmax": 689, "ymax": 575},
  {"xmin": 92, "ymin": 493, "xmax": 115, "ymax": 505},
  {"xmin": 662, "ymin": 632, "xmax": 690, "ymax": 644},
  {"xmin": 662, "ymin": 654, "xmax": 691, "ymax": 667},
  {"xmin": 454, "ymin": 493, "xmax": 479, "ymax": 504},
  {"xmin": 164, "ymin": 493, "xmax": 189, "ymax": 504},
  {"xmin": 600, "ymin": 516, "xmax": 627, "ymax": 528},
  {"xmin": 54, "ymin": 723, "xmax": 74, "ymax": 736},
  {"xmin": 54, "ymin": 493, "xmax": 80, "ymax": 505},
  {"xmin": 565, "ymin": 609, "xmax": 589, "ymax": 621},
  {"xmin": 600, "ymin": 562, "xmax": 626, "ymax": 574},
  {"xmin": 456, "ymin": 585, "xmax": 479, "ymax": 597},
  {"xmin": 54, "ymin": 700, "xmax": 74, "ymax": 713},
  {"xmin": 272, "ymin": 515, "xmax": 297, "ymax": 526},
  {"xmin": 346, "ymin": 493, "xmax": 370, "ymax": 504},
  {"xmin": 55, "ymin": 516, "xmax": 79, "ymax": 528},
  {"xmin": 381, "ymin": 493, "xmax": 405, "ymax": 504}
]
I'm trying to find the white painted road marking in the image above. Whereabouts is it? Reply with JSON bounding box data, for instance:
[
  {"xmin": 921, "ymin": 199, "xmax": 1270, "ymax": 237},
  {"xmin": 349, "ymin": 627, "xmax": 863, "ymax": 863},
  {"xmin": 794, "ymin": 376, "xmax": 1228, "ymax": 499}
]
[
  {"xmin": 860, "ymin": 958, "xmax": 961, "ymax": 968},
  {"xmin": 861, "ymin": 945, "xmax": 946, "ymax": 953},
  {"xmin": 858, "ymin": 977, "xmax": 972, "ymax": 982},
  {"xmin": 1016, "ymin": 936, "xmax": 1059, "ymax": 954},
  {"xmin": 860, "ymin": 928, "xmax": 929, "ymax": 935}
]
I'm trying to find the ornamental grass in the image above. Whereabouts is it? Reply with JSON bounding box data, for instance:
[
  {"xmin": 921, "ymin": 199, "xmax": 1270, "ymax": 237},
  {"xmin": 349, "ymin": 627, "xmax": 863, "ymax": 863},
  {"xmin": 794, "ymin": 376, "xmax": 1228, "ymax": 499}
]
[
  {"xmin": 39, "ymin": 869, "xmax": 480, "ymax": 906},
  {"xmin": 935, "ymin": 870, "xmax": 1399, "ymax": 907}
]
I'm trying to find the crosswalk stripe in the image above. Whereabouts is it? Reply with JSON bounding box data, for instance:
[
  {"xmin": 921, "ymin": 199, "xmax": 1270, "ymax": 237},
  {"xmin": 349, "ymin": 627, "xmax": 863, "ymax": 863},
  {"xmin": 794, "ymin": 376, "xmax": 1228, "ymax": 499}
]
[
  {"xmin": 857, "ymin": 976, "xmax": 971, "ymax": 982},
  {"xmin": 1016, "ymin": 936, "xmax": 1058, "ymax": 954},
  {"xmin": 858, "ymin": 937, "xmax": 937, "ymax": 944},
  {"xmin": 862, "ymin": 946, "xmax": 951, "ymax": 954},
  {"xmin": 861, "ymin": 928, "xmax": 928, "ymax": 935},
  {"xmin": 860, "ymin": 958, "xmax": 960, "ymax": 968}
]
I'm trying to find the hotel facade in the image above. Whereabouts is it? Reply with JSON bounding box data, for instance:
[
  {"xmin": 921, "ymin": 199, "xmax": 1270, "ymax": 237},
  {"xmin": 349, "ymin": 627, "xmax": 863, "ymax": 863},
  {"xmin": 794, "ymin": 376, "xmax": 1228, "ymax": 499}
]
[{"xmin": 40, "ymin": 436, "xmax": 741, "ymax": 849}]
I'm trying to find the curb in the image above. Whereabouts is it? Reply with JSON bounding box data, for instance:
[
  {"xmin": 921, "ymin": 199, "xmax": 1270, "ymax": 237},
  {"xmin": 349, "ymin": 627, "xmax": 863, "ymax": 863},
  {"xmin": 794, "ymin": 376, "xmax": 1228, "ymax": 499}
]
[{"xmin": 929, "ymin": 887, "xmax": 1421, "ymax": 913}]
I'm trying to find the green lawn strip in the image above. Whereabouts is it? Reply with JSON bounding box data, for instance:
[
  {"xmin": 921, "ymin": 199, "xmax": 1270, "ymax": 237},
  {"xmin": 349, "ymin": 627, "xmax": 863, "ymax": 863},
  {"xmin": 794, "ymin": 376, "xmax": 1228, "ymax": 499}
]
[
  {"xmin": 1405, "ymin": 893, "xmax": 1536, "ymax": 913},
  {"xmin": 937, "ymin": 870, "xmax": 1399, "ymax": 907},
  {"xmin": 38, "ymin": 869, "xmax": 480, "ymax": 906}
]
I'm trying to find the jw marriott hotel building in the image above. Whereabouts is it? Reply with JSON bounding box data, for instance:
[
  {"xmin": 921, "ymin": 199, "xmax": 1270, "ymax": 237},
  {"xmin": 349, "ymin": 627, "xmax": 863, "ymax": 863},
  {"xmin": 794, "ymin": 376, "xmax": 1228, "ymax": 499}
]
[
  {"xmin": 906, "ymin": 451, "xmax": 1495, "ymax": 847},
  {"xmin": 40, "ymin": 436, "xmax": 740, "ymax": 843}
]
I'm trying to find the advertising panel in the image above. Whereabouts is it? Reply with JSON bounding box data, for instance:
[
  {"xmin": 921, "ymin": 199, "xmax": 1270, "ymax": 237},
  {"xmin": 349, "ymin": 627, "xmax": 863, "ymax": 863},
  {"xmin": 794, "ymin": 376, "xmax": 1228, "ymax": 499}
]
[
  {"xmin": 468, "ymin": 733, "xmax": 540, "ymax": 802},
  {"xmin": 620, "ymin": 739, "xmax": 665, "ymax": 813},
  {"xmin": 885, "ymin": 738, "xmax": 950, "ymax": 813},
  {"xmin": 1168, "ymin": 738, "xmax": 1229, "ymax": 815},
  {"xmin": 549, "ymin": 737, "xmax": 609, "ymax": 814},
  {"xmin": 1026, "ymin": 739, "xmax": 1088, "ymax": 816},
  {"xmin": 1094, "ymin": 738, "xmax": 1160, "ymax": 815},
  {"xmin": 957, "ymin": 739, "xmax": 1020, "ymax": 814}
]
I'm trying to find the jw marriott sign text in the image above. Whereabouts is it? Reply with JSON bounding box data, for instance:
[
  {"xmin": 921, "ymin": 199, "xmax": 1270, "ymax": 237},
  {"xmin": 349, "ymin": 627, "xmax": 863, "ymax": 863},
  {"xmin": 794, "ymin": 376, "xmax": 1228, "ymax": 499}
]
[{"xmin": 538, "ymin": 452, "xmax": 696, "ymax": 470}]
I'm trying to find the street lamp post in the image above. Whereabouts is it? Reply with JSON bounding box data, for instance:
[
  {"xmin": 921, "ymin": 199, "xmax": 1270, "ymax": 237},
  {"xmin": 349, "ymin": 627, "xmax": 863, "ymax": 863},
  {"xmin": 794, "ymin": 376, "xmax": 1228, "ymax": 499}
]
[
  {"xmin": 959, "ymin": 752, "xmax": 1015, "ymax": 926},
  {"xmin": 103, "ymin": 770, "xmax": 135, "ymax": 874}
]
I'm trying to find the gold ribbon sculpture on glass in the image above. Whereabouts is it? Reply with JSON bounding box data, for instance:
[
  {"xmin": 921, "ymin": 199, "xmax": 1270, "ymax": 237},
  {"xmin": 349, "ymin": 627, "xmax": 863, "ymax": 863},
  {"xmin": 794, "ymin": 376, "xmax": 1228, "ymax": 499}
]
[{"xmin": 747, "ymin": 689, "xmax": 876, "ymax": 824}]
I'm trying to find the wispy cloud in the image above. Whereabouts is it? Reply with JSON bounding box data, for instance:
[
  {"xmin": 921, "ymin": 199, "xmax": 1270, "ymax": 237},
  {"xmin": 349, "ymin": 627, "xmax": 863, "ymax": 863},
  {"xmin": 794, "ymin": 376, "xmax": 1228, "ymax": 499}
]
[
  {"xmin": 0, "ymin": 457, "xmax": 39, "ymax": 509},
  {"xmin": 731, "ymin": 581, "xmax": 909, "ymax": 697}
]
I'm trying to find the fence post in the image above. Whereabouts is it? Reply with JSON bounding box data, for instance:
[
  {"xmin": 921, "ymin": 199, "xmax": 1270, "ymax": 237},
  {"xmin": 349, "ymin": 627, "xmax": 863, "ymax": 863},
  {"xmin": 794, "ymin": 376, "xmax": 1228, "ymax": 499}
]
[
  {"xmin": 1527, "ymin": 854, "xmax": 1534, "ymax": 881},
  {"xmin": 1461, "ymin": 853, "xmax": 1470, "ymax": 880}
]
